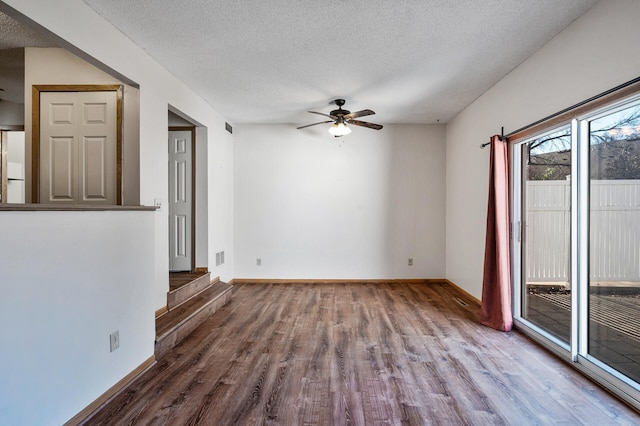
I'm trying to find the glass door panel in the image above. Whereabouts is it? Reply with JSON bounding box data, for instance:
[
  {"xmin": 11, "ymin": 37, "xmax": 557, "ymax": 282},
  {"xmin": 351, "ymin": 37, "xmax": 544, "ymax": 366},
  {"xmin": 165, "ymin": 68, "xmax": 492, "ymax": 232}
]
[
  {"xmin": 588, "ymin": 104, "xmax": 640, "ymax": 383},
  {"xmin": 521, "ymin": 126, "xmax": 572, "ymax": 343}
]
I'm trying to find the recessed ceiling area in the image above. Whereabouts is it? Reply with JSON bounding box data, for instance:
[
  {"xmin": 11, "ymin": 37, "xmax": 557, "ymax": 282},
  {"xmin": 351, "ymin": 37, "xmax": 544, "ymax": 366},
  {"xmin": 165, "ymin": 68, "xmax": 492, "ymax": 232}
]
[{"xmin": 82, "ymin": 0, "xmax": 599, "ymax": 125}]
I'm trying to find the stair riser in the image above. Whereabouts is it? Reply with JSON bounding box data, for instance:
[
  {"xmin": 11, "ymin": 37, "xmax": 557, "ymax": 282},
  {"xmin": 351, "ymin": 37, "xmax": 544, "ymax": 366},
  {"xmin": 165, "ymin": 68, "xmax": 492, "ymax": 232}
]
[
  {"xmin": 155, "ymin": 290, "xmax": 232, "ymax": 358},
  {"xmin": 167, "ymin": 274, "xmax": 212, "ymax": 310}
]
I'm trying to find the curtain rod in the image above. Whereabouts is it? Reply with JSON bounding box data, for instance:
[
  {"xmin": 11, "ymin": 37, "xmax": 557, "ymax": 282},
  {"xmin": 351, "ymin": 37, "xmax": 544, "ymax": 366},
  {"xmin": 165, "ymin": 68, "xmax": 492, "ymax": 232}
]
[
  {"xmin": 480, "ymin": 127, "xmax": 503, "ymax": 149},
  {"xmin": 479, "ymin": 74, "xmax": 640, "ymax": 149}
]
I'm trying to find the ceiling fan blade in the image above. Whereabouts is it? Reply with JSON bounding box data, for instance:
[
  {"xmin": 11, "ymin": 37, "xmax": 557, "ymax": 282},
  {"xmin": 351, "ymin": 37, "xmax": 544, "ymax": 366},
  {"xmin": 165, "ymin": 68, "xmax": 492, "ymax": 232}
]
[
  {"xmin": 344, "ymin": 109, "xmax": 375, "ymax": 120},
  {"xmin": 308, "ymin": 111, "xmax": 337, "ymax": 120},
  {"xmin": 297, "ymin": 120, "xmax": 333, "ymax": 130},
  {"xmin": 349, "ymin": 120, "xmax": 383, "ymax": 130}
]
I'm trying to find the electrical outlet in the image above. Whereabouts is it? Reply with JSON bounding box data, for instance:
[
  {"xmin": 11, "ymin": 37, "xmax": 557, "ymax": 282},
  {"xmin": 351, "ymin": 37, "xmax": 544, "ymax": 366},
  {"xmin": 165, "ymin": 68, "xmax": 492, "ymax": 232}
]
[
  {"xmin": 110, "ymin": 331, "xmax": 120, "ymax": 352},
  {"xmin": 408, "ymin": 258, "xmax": 413, "ymax": 266},
  {"xmin": 256, "ymin": 258, "xmax": 261, "ymax": 266}
]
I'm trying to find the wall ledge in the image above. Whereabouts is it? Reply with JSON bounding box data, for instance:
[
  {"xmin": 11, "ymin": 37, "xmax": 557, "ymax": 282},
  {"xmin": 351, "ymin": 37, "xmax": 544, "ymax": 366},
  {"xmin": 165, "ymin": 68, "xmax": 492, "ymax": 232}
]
[{"xmin": 0, "ymin": 203, "xmax": 158, "ymax": 212}]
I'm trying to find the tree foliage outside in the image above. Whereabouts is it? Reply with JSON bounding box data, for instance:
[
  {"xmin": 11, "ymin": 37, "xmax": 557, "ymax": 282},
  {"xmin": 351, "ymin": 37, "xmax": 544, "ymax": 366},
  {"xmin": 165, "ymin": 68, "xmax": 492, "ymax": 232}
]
[{"xmin": 527, "ymin": 106, "xmax": 640, "ymax": 181}]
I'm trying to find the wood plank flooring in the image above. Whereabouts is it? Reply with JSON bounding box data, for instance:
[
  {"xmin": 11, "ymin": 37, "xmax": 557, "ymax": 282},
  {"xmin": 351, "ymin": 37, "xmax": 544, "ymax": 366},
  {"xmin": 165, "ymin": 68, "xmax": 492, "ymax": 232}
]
[{"xmin": 83, "ymin": 281, "xmax": 640, "ymax": 425}]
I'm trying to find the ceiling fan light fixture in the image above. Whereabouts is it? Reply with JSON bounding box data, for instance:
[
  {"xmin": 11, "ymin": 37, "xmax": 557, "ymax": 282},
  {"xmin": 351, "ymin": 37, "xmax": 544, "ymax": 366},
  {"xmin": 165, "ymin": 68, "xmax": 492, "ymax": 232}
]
[
  {"xmin": 297, "ymin": 99, "xmax": 382, "ymax": 134},
  {"xmin": 328, "ymin": 121, "xmax": 351, "ymax": 136}
]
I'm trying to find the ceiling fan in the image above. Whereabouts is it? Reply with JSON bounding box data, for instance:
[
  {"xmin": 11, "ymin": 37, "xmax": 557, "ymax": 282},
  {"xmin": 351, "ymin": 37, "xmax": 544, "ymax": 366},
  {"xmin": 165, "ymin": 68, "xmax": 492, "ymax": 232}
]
[{"xmin": 297, "ymin": 99, "xmax": 383, "ymax": 137}]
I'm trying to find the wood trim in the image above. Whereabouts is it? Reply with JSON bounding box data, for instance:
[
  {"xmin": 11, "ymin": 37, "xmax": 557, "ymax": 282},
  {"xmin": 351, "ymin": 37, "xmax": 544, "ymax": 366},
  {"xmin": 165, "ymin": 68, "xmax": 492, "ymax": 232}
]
[
  {"xmin": 33, "ymin": 84, "xmax": 122, "ymax": 92},
  {"xmin": 0, "ymin": 125, "xmax": 25, "ymax": 131},
  {"xmin": 210, "ymin": 275, "xmax": 220, "ymax": 285},
  {"xmin": 509, "ymin": 77, "xmax": 640, "ymax": 143},
  {"xmin": 190, "ymin": 129, "xmax": 195, "ymax": 272},
  {"xmin": 64, "ymin": 355, "xmax": 156, "ymax": 426},
  {"xmin": 32, "ymin": 84, "xmax": 124, "ymax": 204},
  {"xmin": 0, "ymin": 131, "xmax": 7, "ymax": 203},
  {"xmin": 233, "ymin": 278, "xmax": 438, "ymax": 284},
  {"xmin": 31, "ymin": 86, "xmax": 39, "ymax": 202},
  {"xmin": 116, "ymin": 86, "xmax": 123, "ymax": 205},
  {"xmin": 169, "ymin": 126, "xmax": 195, "ymax": 131},
  {"xmin": 194, "ymin": 267, "xmax": 209, "ymax": 273},
  {"xmin": 445, "ymin": 279, "xmax": 482, "ymax": 306},
  {"xmin": 155, "ymin": 305, "xmax": 168, "ymax": 318}
]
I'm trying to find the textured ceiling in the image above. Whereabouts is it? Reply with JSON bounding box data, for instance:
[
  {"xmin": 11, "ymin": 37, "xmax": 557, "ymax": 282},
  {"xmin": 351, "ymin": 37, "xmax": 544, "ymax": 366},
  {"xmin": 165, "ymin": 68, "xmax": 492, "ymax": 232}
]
[
  {"xmin": 81, "ymin": 0, "xmax": 598, "ymax": 125},
  {"xmin": 0, "ymin": 11, "xmax": 58, "ymax": 103},
  {"xmin": 0, "ymin": 10, "xmax": 57, "ymax": 50},
  {"xmin": 5, "ymin": 1, "xmax": 600, "ymax": 124}
]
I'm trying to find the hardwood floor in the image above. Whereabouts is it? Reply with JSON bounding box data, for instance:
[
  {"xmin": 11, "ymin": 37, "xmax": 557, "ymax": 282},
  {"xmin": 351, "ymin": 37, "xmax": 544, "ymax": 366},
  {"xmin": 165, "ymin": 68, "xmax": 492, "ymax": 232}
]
[{"xmin": 83, "ymin": 282, "xmax": 640, "ymax": 425}]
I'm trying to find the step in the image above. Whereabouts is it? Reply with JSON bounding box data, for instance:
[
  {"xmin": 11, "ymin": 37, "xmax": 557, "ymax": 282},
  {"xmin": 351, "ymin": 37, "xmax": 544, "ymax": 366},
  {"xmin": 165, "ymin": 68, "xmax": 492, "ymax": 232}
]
[
  {"xmin": 155, "ymin": 280, "xmax": 233, "ymax": 359},
  {"xmin": 167, "ymin": 272, "xmax": 212, "ymax": 310}
]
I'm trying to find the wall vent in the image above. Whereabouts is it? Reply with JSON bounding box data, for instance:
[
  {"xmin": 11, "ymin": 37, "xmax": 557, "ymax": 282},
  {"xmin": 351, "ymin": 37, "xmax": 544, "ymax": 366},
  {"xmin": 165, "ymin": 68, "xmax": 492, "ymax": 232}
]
[
  {"xmin": 453, "ymin": 297, "xmax": 468, "ymax": 307},
  {"xmin": 225, "ymin": 122, "xmax": 233, "ymax": 134}
]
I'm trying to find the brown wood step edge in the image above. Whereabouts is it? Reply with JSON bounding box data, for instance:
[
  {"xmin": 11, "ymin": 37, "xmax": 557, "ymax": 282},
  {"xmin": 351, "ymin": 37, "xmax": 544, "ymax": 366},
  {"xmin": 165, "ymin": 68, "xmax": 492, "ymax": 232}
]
[
  {"xmin": 169, "ymin": 271, "xmax": 209, "ymax": 291},
  {"xmin": 155, "ymin": 282, "xmax": 233, "ymax": 357},
  {"xmin": 166, "ymin": 273, "xmax": 214, "ymax": 311},
  {"xmin": 156, "ymin": 281, "xmax": 229, "ymax": 337}
]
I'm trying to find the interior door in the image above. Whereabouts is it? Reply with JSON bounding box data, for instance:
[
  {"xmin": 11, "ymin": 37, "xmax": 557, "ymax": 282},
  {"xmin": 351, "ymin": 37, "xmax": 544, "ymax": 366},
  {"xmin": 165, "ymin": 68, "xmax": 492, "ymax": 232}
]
[
  {"xmin": 168, "ymin": 129, "xmax": 193, "ymax": 272},
  {"xmin": 39, "ymin": 91, "xmax": 117, "ymax": 204}
]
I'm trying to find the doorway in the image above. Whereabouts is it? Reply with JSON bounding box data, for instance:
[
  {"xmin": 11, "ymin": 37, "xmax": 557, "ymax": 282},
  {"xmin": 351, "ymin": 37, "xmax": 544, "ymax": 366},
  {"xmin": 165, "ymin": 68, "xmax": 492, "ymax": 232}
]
[
  {"xmin": 0, "ymin": 128, "xmax": 25, "ymax": 203},
  {"xmin": 32, "ymin": 85, "xmax": 123, "ymax": 204}
]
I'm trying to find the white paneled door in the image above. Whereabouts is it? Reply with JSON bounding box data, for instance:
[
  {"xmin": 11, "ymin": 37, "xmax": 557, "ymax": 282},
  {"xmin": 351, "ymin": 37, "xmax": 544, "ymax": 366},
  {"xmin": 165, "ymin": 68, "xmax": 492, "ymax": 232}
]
[
  {"xmin": 168, "ymin": 130, "xmax": 193, "ymax": 272},
  {"xmin": 40, "ymin": 91, "xmax": 117, "ymax": 204}
]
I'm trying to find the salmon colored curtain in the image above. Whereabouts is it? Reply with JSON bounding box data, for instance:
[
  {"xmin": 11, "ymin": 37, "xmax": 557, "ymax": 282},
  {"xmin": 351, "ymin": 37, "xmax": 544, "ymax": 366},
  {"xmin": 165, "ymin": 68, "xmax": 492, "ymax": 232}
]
[{"xmin": 480, "ymin": 135, "xmax": 513, "ymax": 331}]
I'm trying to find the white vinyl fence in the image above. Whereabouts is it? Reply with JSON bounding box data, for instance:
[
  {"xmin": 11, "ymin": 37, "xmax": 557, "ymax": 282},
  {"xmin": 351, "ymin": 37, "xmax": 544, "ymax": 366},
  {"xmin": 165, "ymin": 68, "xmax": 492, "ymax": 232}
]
[{"xmin": 526, "ymin": 180, "xmax": 640, "ymax": 282}]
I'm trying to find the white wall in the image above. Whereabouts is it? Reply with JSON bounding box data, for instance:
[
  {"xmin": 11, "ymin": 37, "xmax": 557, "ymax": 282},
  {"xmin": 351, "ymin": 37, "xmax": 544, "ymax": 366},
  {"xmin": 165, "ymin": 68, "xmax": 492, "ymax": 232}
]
[
  {"xmin": 168, "ymin": 110, "xmax": 193, "ymax": 127},
  {"xmin": 0, "ymin": 101, "xmax": 24, "ymax": 126},
  {"xmin": 6, "ymin": 0, "xmax": 236, "ymax": 292},
  {"xmin": 234, "ymin": 124, "xmax": 445, "ymax": 279},
  {"xmin": 0, "ymin": 0, "xmax": 234, "ymax": 423},
  {"xmin": 0, "ymin": 210, "xmax": 155, "ymax": 425},
  {"xmin": 446, "ymin": 0, "xmax": 640, "ymax": 298},
  {"xmin": 209, "ymin": 124, "xmax": 234, "ymax": 279},
  {"xmin": 7, "ymin": 0, "xmax": 235, "ymax": 298}
]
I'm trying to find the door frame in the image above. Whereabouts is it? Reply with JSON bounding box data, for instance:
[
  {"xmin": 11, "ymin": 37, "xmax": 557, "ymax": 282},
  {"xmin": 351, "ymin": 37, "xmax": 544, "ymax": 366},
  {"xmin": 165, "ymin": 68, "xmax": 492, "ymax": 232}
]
[
  {"xmin": 32, "ymin": 84, "xmax": 123, "ymax": 204},
  {"xmin": 169, "ymin": 126, "xmax": 196, "ymax": 272}
]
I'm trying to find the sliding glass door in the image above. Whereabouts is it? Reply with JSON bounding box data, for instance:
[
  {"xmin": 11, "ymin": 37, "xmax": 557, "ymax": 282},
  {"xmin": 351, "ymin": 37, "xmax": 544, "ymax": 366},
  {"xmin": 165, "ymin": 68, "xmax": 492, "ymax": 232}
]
[
  {"xmin": 519, "ymin": 126, "xmax": 572, "ymax": 345},
  {"xmin": 587, "ymin": 103, "xmax": 640, "ymax": 384},
  {"xmin": 513, "ymin": 95, "xmax": 640, "ymax": 407}
]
